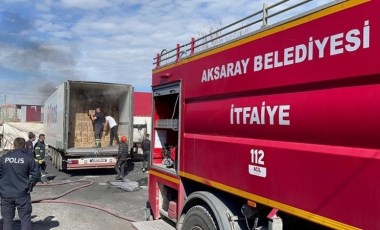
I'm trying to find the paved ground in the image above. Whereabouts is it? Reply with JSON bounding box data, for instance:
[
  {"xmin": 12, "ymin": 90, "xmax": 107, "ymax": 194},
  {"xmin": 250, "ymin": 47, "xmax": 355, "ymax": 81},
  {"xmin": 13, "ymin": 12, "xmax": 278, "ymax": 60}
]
[{"xmin": 0, "ymin": 151, "xmax": 149, "ymax": 230}]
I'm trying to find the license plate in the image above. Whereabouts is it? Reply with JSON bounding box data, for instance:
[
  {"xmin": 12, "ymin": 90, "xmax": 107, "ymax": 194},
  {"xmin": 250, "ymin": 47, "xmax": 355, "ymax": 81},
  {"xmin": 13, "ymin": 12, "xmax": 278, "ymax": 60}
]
[{"xmin": 89, "ymin": 158, "xmax": 107, "ymax": 163}]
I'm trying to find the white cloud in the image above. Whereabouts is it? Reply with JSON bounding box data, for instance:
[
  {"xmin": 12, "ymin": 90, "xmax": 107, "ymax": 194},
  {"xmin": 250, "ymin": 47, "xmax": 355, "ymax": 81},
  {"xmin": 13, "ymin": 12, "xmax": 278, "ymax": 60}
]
[
  {"xmin": 59, "ymin": 0, "xmax": 112, "ymax": 9},
  {"xmin": 2, "ymin": 0, "xmax": 27, "ymax": 2},
  {"xmin": 35, "ymin": 0, "xmax": 53, "ymax": 12}
]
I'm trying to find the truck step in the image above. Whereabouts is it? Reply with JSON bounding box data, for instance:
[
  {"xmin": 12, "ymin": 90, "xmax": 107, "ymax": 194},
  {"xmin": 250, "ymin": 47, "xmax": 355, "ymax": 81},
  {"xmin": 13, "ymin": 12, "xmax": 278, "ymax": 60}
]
[{"xmin": 131, "ymin": 219, "xmax": 175, "ymax": 230}]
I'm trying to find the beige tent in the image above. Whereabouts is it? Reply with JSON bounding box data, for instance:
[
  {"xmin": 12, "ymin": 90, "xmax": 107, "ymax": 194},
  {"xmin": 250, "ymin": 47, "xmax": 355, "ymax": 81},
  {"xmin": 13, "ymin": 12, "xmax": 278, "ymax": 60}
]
[{"xmin": 1, "ymin": 122, "xmax": 43, "ymax": 150}]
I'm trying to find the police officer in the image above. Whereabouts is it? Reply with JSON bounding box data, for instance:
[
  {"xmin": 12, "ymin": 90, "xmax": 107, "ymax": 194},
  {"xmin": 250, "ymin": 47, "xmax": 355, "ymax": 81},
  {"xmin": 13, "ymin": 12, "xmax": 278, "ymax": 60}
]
[
  {"xmin": 0, "ymin": 137, "xmax": 40, "ymax": 230},
  {"xmin": 34, "ymin": 134, "xmax": 48, "ymax": 183},
  {"xmin": 91, "ymin": 106, "xmax": 105, "ymax": 148}
]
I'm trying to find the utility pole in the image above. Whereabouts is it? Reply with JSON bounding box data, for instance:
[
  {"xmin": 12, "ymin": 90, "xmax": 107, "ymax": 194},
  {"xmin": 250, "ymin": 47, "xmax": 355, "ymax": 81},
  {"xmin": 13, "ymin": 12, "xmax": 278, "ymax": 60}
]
[
  {"xmin": 0, "ymin": 93, "xmax": 10, "ymax": 123},
  {"xmin": 4, "ymin": 94, "xmax": 7, "ymax": 122},
  {"xmin": 0, "ymin": 94, "xmax": 5, "ymax": 123}
]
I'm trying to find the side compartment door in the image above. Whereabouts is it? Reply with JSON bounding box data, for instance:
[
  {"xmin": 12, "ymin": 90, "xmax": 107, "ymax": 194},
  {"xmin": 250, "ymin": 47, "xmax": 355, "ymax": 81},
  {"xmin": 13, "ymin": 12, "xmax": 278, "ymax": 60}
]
[{"xmin": 151, "ymin": 83, "xmax": 181, "ymax": 174}]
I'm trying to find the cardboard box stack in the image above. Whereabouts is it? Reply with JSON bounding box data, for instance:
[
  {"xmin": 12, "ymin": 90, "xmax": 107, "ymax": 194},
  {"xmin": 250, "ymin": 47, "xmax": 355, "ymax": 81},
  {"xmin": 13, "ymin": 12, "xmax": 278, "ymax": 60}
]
[
  {"xmin": 74, "ymin": 112, "xmax": 115, "ymax": 147},
  {"xmin": 68, "ymin": 92, "xmax": 120, "ymax": 148}
]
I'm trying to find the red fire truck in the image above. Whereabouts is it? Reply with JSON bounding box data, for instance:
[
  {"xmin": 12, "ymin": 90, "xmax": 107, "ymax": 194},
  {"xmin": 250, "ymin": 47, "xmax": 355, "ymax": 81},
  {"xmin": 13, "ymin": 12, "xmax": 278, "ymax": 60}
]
[{"xmin": 138, "ymin": 0, "xmax": 380, "ymax": 229}]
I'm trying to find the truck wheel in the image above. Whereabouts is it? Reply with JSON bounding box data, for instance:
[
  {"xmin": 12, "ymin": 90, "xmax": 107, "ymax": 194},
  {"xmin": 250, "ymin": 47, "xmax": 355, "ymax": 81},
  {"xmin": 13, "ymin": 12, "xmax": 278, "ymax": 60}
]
[
  {"xmin": 54, "ymin": 151, "xmax": 59, "ymax": 169},
  {"xmin": 57, "ymin": 153, "xmax": 62, "ymax": 170},
  {"xmin": 51, "ymin": 149, "xmax": 56, "ymax": 166},
  {"xmin": 54, "ymin": 150, "xmax": 58, "ymax": 167},
  {"xmin": 182, "ymin": 205, "xmax": 217, "ymax": 230}
]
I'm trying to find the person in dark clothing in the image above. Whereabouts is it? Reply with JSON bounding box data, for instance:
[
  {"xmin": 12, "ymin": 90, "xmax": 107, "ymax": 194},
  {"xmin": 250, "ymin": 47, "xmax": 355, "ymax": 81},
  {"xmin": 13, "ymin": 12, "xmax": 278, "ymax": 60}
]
[
  {"xmin": 141, "ymin": 134, "xmax": 151, "ymax": 173},
  {"xmin": 0, "ymin": 137, "xmax": 40, "ymax": 230},
  {"xmin": 34, "ymin": 134, "xmax": 48, "ymax": 183},
  {"xmin": 91, "ymin": 107, "xmax": 105, "ymax": 148},
  {"xmin": 24, "ymin": 132, "xmax": 36, "ymax": 155},
  {"xmin": 115, "ymin": 136, "xmax": 129, "ymax": 180}
]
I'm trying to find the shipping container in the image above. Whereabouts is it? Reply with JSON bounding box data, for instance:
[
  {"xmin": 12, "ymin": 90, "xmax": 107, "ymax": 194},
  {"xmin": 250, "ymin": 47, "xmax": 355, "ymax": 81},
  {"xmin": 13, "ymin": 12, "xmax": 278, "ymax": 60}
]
[{"xmin": 44, "ymin": 81, "xmax": 133, "ymax": 170}]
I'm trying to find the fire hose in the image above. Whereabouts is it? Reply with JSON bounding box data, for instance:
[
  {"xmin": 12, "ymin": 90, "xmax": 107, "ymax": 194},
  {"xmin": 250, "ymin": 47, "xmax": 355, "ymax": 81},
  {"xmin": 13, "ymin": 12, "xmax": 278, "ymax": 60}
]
[{"xmin": 31, "ymin": 179, "xmax": 139, "ymax": 222}]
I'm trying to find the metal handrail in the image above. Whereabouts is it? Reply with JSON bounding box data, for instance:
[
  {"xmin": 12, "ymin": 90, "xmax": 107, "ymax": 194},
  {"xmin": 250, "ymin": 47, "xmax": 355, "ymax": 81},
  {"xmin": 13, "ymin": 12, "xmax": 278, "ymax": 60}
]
[
  {"xmin": 268, "ymin": 0, "xmax": 313, "ymax": 20},
  {"xmin": 153, "ymin": 0, "xmax": 336, "ymax": 68}
]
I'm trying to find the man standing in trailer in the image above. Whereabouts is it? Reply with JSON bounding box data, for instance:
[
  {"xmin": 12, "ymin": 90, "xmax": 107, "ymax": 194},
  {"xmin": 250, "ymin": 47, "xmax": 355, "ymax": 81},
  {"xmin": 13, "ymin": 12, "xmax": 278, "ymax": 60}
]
[
  {"xmin": 90, "ymin": 106, "xmax": 105, "ymax": 148},
  {"xmin": 104, "ymin": 113, "xmax": 120, "ymax": 146}
]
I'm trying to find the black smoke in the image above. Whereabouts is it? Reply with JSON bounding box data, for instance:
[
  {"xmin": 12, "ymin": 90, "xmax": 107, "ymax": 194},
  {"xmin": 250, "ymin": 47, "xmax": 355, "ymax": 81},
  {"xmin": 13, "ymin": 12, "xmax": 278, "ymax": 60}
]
[{"xmin": 0, "ymin": 9, "xmax": 79, "ymax": 101}]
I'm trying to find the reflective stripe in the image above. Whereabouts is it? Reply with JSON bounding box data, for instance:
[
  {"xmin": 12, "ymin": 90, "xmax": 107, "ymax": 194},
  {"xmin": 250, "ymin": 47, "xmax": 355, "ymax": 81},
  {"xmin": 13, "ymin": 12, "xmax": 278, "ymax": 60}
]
[{"xmin": 179, "ymin": 171, "xmax": 360, "ymax": 230}]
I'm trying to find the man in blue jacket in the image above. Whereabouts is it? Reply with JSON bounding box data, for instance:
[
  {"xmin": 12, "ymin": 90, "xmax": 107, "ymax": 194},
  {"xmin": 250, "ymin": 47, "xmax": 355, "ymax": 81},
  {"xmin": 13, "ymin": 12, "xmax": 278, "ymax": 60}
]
[{"xmin": 0, "ymin": 137, "xmax": 40, "ymax": 230}]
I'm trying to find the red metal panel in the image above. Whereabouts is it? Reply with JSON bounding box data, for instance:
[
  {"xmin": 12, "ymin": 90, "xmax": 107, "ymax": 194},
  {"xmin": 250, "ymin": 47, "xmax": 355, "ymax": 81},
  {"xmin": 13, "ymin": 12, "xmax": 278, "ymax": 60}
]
[
  {"xmin": 181, "ymin": 136, "xmax": 380, "ymax": 229},
  {"xmin": 184, "ymin": 84, "xmax": 380, "ymax": 149},
  {"xmin": 148, "ymin": 172, "xmax": 160, "ymax": 220},
  {"xmin": 134, "ymin": 92, "xmax": 152, "ymax": 116},
  {"xmin": 148, "ymin": 169, "xmax": 180, "ymax": 220},
  {"xmin": 26, "ymin": 106, "xmax": 42, "ymax": 122}
]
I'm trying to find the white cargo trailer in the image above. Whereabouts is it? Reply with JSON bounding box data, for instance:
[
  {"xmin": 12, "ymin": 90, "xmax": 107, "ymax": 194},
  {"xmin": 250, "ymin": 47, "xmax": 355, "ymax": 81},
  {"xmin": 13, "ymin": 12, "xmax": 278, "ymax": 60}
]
[{"xmin": 44, "ymin": 81, "xmax": 133, "ymax": 170}]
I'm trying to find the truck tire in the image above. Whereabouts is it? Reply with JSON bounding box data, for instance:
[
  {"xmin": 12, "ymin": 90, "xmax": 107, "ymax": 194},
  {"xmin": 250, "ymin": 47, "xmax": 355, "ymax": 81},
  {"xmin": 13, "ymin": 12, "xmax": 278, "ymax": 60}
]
[
  {"xmin": 56, "ymin": 152, "xmax": 60, "ymax": 169},
  {"xmin": 178, "ymin": 191, "xmax": 242, "ymax": 230},
  {"xmin": 51, "ymin": 149, "xmax": 56, "ymax": 166},
  {"xmin": 54, "ymin": 150, "xmax": 59, "ymax": 169},
  {"xmin": 57, "ymin": 153, "xmax": 62, "ymax": 170},
  {"xmin": 182, "ymin": 205, "xmax": 217, "ymax": 230}
]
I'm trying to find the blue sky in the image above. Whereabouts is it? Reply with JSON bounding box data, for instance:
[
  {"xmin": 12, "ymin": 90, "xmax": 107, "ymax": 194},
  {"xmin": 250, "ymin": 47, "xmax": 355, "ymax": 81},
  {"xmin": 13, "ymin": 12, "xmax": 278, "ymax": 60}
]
[{"xmin": 0, "ymin": 0, "xmax": 332, "ymax": 105}]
